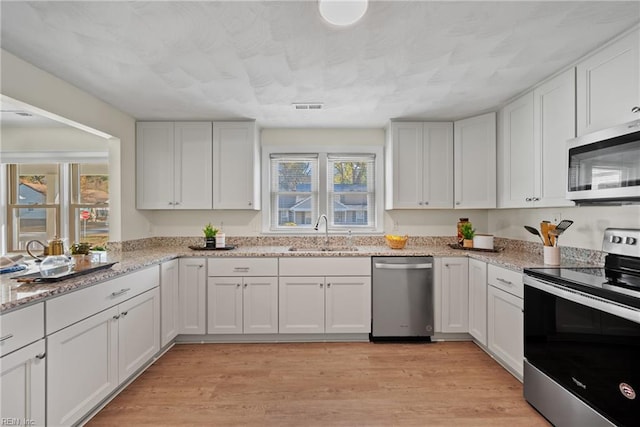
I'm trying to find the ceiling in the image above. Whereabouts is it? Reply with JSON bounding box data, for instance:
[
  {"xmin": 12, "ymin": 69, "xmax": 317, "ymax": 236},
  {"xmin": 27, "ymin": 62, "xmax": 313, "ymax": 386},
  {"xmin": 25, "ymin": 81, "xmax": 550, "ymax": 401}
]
[{"xmin": 1, "ymin": 1, "xmax": 639, "ymax": 128}]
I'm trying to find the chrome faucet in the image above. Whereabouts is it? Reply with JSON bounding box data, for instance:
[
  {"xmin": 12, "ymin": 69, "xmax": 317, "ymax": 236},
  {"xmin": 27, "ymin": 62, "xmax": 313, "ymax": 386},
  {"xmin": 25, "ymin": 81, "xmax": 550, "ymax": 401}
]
[{"xmin": 313, "ymin": 214, "xmax": 329, "ymax": 245}]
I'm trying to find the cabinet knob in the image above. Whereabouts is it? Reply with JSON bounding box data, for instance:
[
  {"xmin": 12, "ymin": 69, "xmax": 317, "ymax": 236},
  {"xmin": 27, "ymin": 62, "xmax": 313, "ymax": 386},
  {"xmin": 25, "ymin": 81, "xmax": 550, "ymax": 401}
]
[
  {"xmin": 36, "ymin": 352, "xmax": 46, "ymax": 360},
  {"xmin": 424, "ymin": 201, "xmax": 429, "ymax": 205},
  {"xmin": 455, "ymin": 202, "xmax": 460, "ymax": 205},
  {"xmin": 319, "ymin": 283, "xmax": 323, "ymax": 288},
  {"xmin": 168, "ymin": 202, "xmax": 174, "ymax": 205},
  {"xmin": 327, "ymin": 283, "xmax": 331, "ymax": 288},
  {"xmin": 237, "ymin": 283, "xmax": 241, "ymax": 287},
  {"xmin": 418, "ymin": 202, "xmax": 423, "ymax": 206},
  {"xmin": 113, "ymin": 314, "xmax": 121, "ymax": 320},
  {"xmin": 533, "ymin": 197, "xmax": 540, "ymax": 201},
  {"xmin": 525, "ymin": 197, "xmax": 532, "ymax": 202},
  {"xmin": 122, "ymin": 311, "xmax": 128, "ymax": 317},
  {"xmin": 632, "ymin": 106, "xmax": 640, "ymax": 113},
  {"xmin": 199, "ymin": 265, "xmax": 204, "ymax": 268},
  {"xmin": 175, "ymin": 202, "xmax": 180, "ymax": 206},
  {"xmin": 248, "ymin": 201, "xmax": 252, "ymax": 206},
  {"xmin": 445, "ymin": 264, "xmax": 449, "ymax": 267},
  {"xmin": 244, "ymin": 283, "xmax": 248, "ymax": 288}
]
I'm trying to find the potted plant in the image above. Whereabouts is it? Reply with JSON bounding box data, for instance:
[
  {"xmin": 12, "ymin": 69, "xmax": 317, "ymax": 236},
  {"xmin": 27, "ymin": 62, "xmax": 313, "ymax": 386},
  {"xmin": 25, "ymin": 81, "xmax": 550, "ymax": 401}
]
[
  {"xmin": 90, "ymin": 245, "xmax": 107, "ymax": 262},
  {"xmin": 70, "ymin": 242, "xmax": 92, "ymax": 267},
  {"xmin": 460, "ymin": 222, "xmax": 475, "ymax": 248},
  {"xmin": 203, "ymin": 223, "xmax": 218, "ymax": 248}
]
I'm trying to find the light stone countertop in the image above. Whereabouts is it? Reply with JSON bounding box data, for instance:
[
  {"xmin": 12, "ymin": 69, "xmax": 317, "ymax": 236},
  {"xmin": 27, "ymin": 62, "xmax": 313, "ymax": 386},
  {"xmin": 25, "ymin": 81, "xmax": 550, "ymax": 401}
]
[{"xmin": 0, "ymin": 241, "xmax": 601, "ymax": 314}]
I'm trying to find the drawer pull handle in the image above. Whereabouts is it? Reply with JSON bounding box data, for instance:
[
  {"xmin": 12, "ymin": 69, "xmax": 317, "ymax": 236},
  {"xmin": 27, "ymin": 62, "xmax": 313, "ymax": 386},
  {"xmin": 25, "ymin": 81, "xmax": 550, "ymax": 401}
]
[
  {"xmin": 233, "ymin": 267, "xmax": 250, "ymax": 272},
  {"xmin": 111, "ymin": 288, "xmax": 131, "ymax": 297},
  {"xmin": 0, "ymin": 333, "xmax": 14, "ymax": 342},
  {"xmin": 497, "ymin": 278, "xmax": 513, "ymax": 286},
  {"xmin": 36, "ymin": 352, "xmax": 46, "ymax": 360}
]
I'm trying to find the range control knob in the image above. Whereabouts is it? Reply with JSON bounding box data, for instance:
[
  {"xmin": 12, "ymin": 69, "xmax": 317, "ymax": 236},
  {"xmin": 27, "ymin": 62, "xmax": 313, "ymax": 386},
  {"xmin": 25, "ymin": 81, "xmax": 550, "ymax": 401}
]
[
  {"xmin": 626, "ymin": 237, "xmax": 637, "ymax": 245},
  {"xmin": 611, "ymin": 235, "xmax": 623, "ymax": 244}
]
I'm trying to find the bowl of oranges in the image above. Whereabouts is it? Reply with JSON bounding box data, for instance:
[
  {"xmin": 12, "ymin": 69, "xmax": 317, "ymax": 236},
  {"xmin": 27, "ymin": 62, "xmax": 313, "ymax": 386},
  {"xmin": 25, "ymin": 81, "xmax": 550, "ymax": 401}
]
[{"xmin": 385, "ymin": 234, "xmax": 408, "ymax": 249}]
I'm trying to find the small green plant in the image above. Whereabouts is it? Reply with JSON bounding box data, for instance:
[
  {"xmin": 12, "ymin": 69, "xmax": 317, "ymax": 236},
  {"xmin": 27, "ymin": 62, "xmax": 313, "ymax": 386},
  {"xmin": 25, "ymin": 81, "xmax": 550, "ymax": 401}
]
[
  {"xmin": 203, "ymin": 223, "xmax": 218, "ymax": 238},
  {"xmin": 460, "ymin": 222, "xmax": 476, "ymax": 240},
  {"xmin": 70, "ymin": 242, "xmax": 91, "ymax": 255},
  {"xmin": 91, "ymin": 245, "xmax": 106, "ymax": 251}
]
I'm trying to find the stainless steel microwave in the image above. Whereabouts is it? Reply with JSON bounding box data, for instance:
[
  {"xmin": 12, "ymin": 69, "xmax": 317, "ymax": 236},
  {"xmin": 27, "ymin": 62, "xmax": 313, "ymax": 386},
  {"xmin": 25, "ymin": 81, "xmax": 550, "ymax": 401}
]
[{"xmin": 567, "ymin": 119, "xmax": 640, "ymax": 204}]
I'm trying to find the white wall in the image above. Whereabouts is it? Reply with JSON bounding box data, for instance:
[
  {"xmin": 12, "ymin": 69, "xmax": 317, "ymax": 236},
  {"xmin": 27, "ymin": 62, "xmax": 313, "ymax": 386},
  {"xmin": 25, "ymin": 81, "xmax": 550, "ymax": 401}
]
[
  {"xmin": 489, "ymin": 205, "xmax": 640, "ymax": 250},
  {"xmin": 1, "ymin": 49, "xmax": 147, "ymax": 241},
  {"xmin": 1, "ymin": 127, "xmax": 108, "ymax": 153}
]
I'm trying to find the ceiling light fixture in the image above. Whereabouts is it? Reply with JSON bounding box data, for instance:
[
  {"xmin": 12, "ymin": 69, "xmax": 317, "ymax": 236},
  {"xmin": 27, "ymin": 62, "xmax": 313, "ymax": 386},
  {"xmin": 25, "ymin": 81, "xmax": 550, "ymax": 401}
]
[
  {"xmin": 318, "ymin": 0, "xmax": 368, "ymax": 27},
  {"xmin": 293, "ymin": 103, "xmax": 324, "ymax": 110}
]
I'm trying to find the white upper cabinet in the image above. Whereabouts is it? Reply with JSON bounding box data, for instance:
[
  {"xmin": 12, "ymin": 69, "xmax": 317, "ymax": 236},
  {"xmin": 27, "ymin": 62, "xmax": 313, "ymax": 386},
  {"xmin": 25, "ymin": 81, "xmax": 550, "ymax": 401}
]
[
  {"xmin": 386, "ymin": 122, "xmax": 454, "ymax": 209},
  {"xmin": 498, "ymin": 69, "xmax": 575, "ymax": 208},
  {"xmin": 454, "ymin": 112, "xmax": 497, "ymax": 208},
  {"xmin": 533, "ymin": 69, "xmax": 576, "ymax": 207},
  {"xmin": 499, "ymin": 92, "xmax": 535, "ymax": 208},
  {"xmin": 212, "ymin": 121, "xmax": 260, "ymax": 210},
  {"xmin": 136, "ymin": 121, "xmax": 213, "ymax": 209},
  {"xmin": 576, "ymin": 28, "xmax": 640, "ymax": 136}
]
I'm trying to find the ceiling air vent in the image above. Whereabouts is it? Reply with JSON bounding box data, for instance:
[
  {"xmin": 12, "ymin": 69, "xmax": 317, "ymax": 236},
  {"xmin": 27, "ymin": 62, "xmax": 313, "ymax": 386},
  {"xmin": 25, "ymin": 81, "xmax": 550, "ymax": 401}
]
[{"xmin": 293, "ymin": 103, "xmax": 324, "ymax": 110}]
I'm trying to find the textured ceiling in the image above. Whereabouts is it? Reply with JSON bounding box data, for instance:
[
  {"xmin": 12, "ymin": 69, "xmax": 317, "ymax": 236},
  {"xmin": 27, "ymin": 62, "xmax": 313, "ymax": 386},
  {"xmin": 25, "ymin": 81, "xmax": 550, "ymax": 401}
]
[{"xmin": 1, "ymin": 1, "xmax": 639, "ymax": 128}]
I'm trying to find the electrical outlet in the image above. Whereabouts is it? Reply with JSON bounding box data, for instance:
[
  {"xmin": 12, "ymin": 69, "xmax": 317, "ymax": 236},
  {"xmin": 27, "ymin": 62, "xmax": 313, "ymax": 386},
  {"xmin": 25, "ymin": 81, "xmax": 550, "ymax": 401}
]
[{"xmin": 552, "ymin": 212, "xmax": 561, "ymax": 224}]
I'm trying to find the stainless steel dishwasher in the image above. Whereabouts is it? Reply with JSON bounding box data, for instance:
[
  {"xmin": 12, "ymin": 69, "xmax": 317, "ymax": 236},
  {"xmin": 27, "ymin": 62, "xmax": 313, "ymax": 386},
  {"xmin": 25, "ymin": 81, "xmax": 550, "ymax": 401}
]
[{"xmin": 371, "ymin": 256, "xmax": 434, "ymax": 341}]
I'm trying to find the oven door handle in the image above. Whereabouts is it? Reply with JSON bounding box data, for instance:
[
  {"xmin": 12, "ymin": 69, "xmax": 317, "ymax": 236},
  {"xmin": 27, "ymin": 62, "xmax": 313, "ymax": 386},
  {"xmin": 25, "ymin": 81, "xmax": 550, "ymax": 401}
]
[{"xmin": 524, "ymin": 276, "xmax": 640, "ymax": 325}]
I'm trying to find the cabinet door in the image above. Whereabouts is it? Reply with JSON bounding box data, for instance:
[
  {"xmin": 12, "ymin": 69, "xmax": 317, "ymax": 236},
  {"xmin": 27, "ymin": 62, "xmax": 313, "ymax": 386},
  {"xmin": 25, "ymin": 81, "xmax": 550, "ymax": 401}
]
[
  {"xmin": 0, "ymin": 340, "xmax": 45, "ymax": 426},
  {"xmin": 423, "ymin": 123, "xmax": 454, "ymax": 208},
  {"xmin": 174, "ymin": 122, "xmax": 213, "ymax": 209},
  {"xmin": 179, "ymin": 258, "xmax": 206, "ymax": 334},
  {"xmin": 212, "ymin": 121, "xmax": 260, "ymax": 210},
  {"xmin": 534, "ymin": 68, "xmax": 576, "ymax": 207},
  {"xmin": 387, "ymin": 122, "xmax": 424, "ymax": 209},
  {"xmin": 488, "ymin": 285, "xmax": 524, "ymax": 378},
  {"xmin": 243, "ymin": 277, "xmax": 279, "ymax": 334},
  {"xmin": 118, "ymin": 288, "xmax": 160, "ymax": 383},
  {"xmin": 160, "ymin": 259, "xmax": 180, "ymax": 347},
  {"xmin": 499, "ymin": 92, "xmax": 535, "ymax": 208},
  {"xmin": 440, "ymin": 258, "xmax": 469, "ymax": 333},
  {"xmin": 47, "ymin": 307, "xmax": 119, "ymax": 426},
  {"xmin": 454, "ymin": 112, "xmax": 496, "ymax": 208},
  {"xmin": 136, "ymin": 122, "xmax": 175, "ymax": 209},
  {"xmin": 325, "ymin": 276, "xmax": 371, "ymax": 333},
  {"xmin": 278, "ymin": 277, "xmax": 325, "ymax": 334},
  {"xmin": 577, "ymin": 29, "xmax": 640, "ymax": 136},
  {"xmin": 468, "ymin": 259, "xmax": 487, "ymax": 346},
  {"xmin": 207, "ymin": 277, "xmax": 243, "ymax": 334}
]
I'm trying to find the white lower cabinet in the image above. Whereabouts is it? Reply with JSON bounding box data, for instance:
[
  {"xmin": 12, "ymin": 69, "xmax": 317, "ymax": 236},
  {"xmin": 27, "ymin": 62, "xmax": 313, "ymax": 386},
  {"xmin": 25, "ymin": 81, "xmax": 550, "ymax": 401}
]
[
  {"xmin": 47, "ymin": 306, "xmax": 119, "ymax": 426},
  {"xmin": 47, "ymin": 288, "xmax": 160, "ymax": 426},
  {"xmin": 468, "ymin": 259, "xmax": 487, "ymax": 346},
  {"xmin": 160, "ymin": 259, "xmax": 180, "ymax": 347},
  {"xmin": 278, "ymin": 276, "xmax": 371, "ymax": 334},
  {"xmin": 179, "ymin": 258, "xmax": 206, "ymax": 334},
  {"xmin": 486, "ymin": 264, "xmax": 524, "ymax": 379},
  {"xmin": 438, "ymin": 257, "xmax": 469, "ymax": 333},
  {"xmin": 0, "ymin": 339, "xmax": 45, "ymax": 427},
  {"xmin": 207, "ymin": 277, "xmax": 279, "ymax": 334}
]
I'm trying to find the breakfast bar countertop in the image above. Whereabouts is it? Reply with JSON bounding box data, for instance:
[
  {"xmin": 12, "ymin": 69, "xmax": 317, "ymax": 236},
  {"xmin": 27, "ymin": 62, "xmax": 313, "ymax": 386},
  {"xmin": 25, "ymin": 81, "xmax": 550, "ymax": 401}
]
[{"xmin": 0, "ymin": 238, "xmax": 603, "ymax": 313}]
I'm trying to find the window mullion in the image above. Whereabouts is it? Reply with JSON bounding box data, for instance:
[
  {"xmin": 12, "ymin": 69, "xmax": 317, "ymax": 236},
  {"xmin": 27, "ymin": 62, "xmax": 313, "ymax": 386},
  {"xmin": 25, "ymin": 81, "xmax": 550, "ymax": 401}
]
[{"xmin": 318, "ymin": 152, "xmax": 328, "ymax": 228}]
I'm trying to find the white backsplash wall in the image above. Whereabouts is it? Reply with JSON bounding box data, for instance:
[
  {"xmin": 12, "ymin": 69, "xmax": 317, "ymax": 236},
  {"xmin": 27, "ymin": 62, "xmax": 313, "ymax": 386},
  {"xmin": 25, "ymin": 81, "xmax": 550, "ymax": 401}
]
[
  {"xmin": 488, "ymin": 205, "xmax": 640, "ymax": 251},
  {"xmin": 385, "ymin": 209, "xmax": 489, "ymax": 237}
]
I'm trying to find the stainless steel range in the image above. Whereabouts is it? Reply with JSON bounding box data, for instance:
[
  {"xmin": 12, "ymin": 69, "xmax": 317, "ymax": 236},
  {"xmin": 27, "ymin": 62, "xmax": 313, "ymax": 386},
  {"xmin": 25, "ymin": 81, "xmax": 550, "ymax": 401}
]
[{"xmin": 523, "ymin": 228, "xmax": 640, "ymax": 427}]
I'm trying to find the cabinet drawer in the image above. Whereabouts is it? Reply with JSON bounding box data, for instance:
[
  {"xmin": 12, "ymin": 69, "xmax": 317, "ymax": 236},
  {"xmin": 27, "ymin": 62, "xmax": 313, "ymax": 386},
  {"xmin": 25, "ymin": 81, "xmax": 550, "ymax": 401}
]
[
  {"xmin": 208, "ymin": 258, "xmax": 278, "ymax": 277},
  {"xmin": 487, "ymin": 264, "xmax": 523, "ymax": 299},
  {"xmin": 0, "ymin": 303, "xmax": 44, "ymax": 357},
  {"xmin": 279, "ymin": 257, "xmax": 371, "ymax": 276},
  {"xmin": 46, "ymin": 266, "xmax": 160, "ymax": 335}
]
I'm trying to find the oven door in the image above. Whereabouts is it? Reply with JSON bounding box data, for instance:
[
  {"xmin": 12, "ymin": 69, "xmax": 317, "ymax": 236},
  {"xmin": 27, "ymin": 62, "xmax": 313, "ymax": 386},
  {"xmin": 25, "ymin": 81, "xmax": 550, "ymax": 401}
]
[{"xmin": 524, "ymin": 277, "xmax": 640, "ymax": 426}]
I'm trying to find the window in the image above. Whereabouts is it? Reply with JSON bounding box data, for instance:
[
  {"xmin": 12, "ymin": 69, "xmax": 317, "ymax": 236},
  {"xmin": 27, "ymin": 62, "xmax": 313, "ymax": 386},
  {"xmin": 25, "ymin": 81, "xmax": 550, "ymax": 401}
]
[
  {"xmin": 70, "ymin": 163, "xmax": 109, "ymax": 246},
  {"xmin": 5, "ymin": 162, "xmax": 109, "ymax": 252},
  {"xmin": 265, "ymin": 147, "xmax": 382, "ymax": 233},
  {"xmin": 7, "ymin": 164, "xmax": 61, "ymax": 251}
]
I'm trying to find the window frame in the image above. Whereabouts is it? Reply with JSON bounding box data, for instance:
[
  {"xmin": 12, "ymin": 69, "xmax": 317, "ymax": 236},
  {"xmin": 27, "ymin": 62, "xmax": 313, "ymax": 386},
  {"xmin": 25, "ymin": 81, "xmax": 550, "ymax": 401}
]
[{"xmin": 261, "ymin": 145, "xmax": 384, "ymax": 234}]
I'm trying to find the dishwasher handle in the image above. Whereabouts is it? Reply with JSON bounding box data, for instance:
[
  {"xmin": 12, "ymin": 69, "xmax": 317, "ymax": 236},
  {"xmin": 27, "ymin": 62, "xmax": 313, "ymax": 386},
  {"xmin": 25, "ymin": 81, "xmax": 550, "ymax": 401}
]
[{"xmin": 374, "ymin": 262, "xmax": 432, "ymax": 270}]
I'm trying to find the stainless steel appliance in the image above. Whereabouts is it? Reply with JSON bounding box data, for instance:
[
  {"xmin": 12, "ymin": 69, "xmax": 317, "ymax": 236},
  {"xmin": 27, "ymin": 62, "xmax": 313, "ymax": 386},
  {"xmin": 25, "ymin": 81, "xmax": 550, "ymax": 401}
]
[
  {"xmin": 567, "ymin": 119, "xmax": 640, "ymax": 204},
  {"xmin": 524, "ymin": 228, "xmax": 640, "ymax": 426},
  {"xmin": 371, "ymin": 256, "xmax": 433, "ymax": 341}
]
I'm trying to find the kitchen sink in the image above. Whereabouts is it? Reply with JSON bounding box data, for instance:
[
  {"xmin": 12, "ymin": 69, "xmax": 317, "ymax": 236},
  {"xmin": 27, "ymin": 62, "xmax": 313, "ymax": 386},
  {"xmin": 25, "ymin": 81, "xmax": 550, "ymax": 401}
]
[{"xmin": 288, "ymin": 246, "xmax": 358, "ymax": 252}]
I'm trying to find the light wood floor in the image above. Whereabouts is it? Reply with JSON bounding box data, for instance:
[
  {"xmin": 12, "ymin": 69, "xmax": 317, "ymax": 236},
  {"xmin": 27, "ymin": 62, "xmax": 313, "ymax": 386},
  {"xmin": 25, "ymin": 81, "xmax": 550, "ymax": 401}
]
[{"xmin": 88, "ymin": 341, "xmax": 549, "ymax": 426}]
